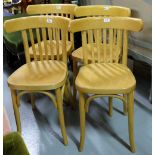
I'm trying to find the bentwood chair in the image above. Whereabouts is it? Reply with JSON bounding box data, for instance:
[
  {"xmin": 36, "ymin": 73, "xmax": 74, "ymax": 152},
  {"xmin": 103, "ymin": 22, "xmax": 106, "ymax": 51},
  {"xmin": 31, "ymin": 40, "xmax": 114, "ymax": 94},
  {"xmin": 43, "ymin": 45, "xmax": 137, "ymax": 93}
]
[
  {"xmin": 26, "ymin": 4, "xmax": 77, "ymax": 58},
  {"xmin": 72, "ymin": 5, "xmax": 131, "ymax": 114},
  {"xmin": 4, "ymin": 16, "xmax": 71, "ymax": 145},
  {"xmin": 70, "ymin": 17, "xmax": 143, "ymax": 151},
  {"xmin": 26, "ymin": 4, "xmax": 77, "ymax": 106}
]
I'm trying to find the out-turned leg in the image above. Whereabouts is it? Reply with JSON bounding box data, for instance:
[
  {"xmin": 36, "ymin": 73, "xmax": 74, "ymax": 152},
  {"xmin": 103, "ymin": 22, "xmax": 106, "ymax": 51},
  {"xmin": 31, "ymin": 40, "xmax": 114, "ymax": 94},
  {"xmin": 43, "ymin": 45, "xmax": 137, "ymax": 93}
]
[
  {"xmin": 56, "ymin": 88, "xmax": 68, "ymax": 145},
  {"xmin": 79, "ymin": 92, "xmax": 86, "ymax": 151},
  {"xmin": 10, "ymin": 89, "xmax": 21, "ymax": 133},
  {"xmin": 108, "ymin": 97, "xmax": 113, "ymax": 117},
  {"xmin": 127, "ymin": 91, "xmax": 136, "ymax": 152},
  {"xmin": 73, "ymin": 58, "xmax": 78, "ymax": 105}
]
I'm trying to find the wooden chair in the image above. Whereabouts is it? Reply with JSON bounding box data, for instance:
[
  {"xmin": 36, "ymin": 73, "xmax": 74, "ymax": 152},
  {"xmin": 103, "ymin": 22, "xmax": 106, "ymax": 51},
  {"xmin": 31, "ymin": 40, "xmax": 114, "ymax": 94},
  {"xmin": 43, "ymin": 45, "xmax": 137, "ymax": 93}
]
[
  {"xmin": 4, "ymin": 16, "xmax": 71, "ymax": 145},
  {"xmin": 70, "ymin": 17, "xmax": 143, "ymax": 151},
  {"xmin": 26, "ymin": 4, "xmax": 77, "ymax": 58},
  {"xmin": 72, "ymin": 5, "xmax": 131, "ymax": 113},
  {"xmin": 26, "ymin": 4, "xmax": 77, "ymax": 107}
]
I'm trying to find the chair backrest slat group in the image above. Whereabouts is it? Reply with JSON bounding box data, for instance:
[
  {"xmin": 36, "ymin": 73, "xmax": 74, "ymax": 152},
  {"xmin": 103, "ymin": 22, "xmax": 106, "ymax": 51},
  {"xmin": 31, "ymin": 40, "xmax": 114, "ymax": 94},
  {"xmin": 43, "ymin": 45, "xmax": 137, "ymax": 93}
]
[
  {"xmin": 70, "ymin": 17, "xmax": 143, "ymax": 65},
  {"xmin": 27, "ymin": 4, "xmax": 77, "ymax": 49},
  {"xmin": 4, "ymin": 16, "xmax": 70, "ymax": 64}
]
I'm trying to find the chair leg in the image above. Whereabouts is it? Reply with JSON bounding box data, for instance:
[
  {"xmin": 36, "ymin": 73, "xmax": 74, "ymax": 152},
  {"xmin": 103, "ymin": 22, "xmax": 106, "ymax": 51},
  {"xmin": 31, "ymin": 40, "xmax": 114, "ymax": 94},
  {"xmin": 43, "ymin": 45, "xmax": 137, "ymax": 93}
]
[
  {"xmin": 127, "ymin": 91, "xmax": 136, "ymax": 152},
  {"xmin": 10, "ymin": 89, "xmax": 21, "ymax": 133},
  {"xmin": 123, "ymin": 94, "xmax": 128, "ymax": 115},
  {"xmin": 79, "ymin": 92, "xmax": 86, "ymax": 151},
  {"xmin": 108, "ymin": 97, "xmax": 113, "ymax": 117},
  {"xmin": 30, "ymin": 94, "xmax": 35, "ymax": 110},
  {"xmin": 56, "ymin": 88, "xmax": 68, "ymax": 145},
  {"xmin": 73, "ymin": 58, "xmax": 78, "ymax": 105}
]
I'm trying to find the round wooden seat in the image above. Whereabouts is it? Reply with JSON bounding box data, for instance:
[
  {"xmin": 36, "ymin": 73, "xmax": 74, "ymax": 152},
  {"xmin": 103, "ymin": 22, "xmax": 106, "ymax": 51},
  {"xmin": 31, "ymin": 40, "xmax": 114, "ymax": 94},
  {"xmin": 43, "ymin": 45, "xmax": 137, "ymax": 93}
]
[
  {"xmin": 8, "ymin": 60, "xmax": 67, "ymax": 90},
  {"xmin": 75, "ymin": 63, "xmax": 136, "ymax": 94}
]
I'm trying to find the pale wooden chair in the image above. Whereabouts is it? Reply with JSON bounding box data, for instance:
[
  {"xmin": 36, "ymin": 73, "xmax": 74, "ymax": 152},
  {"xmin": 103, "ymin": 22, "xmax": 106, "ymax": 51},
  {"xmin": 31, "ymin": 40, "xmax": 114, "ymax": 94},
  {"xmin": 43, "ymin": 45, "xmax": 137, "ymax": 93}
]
[
  {"xmin": 70, "ymin": 17, "xmax": 143, "ymax": 151},
  {"xmin": 4, "ymin": 16, "xmax": 71, "ymax": 145},
  {"xmin": 26, "ymin": 4, "xmax": 77, "ymax": 107},
  {"xmin": 26, "ymin": 4, "xmax": 77, "ymax": 58},
  {"xmin": 72, "ymin": 5, "xmax": 131, "ymax": 113}
]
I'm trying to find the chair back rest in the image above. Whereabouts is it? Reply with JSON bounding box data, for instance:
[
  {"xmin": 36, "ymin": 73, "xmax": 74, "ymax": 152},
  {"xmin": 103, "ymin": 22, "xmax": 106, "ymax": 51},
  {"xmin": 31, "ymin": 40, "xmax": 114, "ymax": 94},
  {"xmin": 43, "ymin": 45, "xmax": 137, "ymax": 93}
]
[
  {"xmin": 74, "ymin": 5, "xmax": 131, "ymax": 17},
  {"xmin": 70, "ymin": 17, "xmax": 143, "ymax": 65},
  {"xmin": 4, "ymin": 16, "xmax": 70, "ymax": 64},
  {"xmin": 27, "ymin": 4, "xmax": 77, "ymax": 49},
  {"xmin": 27, "ymin": 4, "xmax": 77, "ymax": 19}
]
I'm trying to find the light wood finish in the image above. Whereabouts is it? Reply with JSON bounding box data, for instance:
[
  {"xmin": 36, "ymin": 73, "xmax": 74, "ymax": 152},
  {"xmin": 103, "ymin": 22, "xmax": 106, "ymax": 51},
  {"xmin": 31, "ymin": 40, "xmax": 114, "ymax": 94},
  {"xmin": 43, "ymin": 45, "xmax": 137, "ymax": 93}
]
[
  {"xmin": 72, "ymin": 17, "xmax": 143, "ymax": 111},
  {"xmin": 70, "ymin": 17, "xmax": 143, "ymax": 151},
  {"xmin": 26, "ymin": 4, "xmax": 77, "ymax": 56},
  {"xmin": 72, "ymin": 6, "xmax": 131, "ymax": 109},
  {"xmin": 26, "ymin": 4, "xmax": 77, "ymax": 19},
  {"xmin": 79, "ymin": 92, "xmax": 85, "ymax": 152},
  {"xmin": 4, "ymin": 16, "xmax": 69, "ymax": 144},
  {"xmin": 75, "ymin": 63, "xmax": 136, "ymax": 94},
  {"xmin": 11, "ymin": 89, "xmax": 21, "ymax": 133},
  {"xmin": 74, "ymin": 5, "xmax": 131, "ymax": 17}
]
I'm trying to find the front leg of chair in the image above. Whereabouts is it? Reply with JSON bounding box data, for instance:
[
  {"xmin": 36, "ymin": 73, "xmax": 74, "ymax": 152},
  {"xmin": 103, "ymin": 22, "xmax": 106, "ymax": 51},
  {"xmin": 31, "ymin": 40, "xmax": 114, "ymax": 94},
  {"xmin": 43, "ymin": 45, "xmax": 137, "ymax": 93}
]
[
  {"xmin": 30, "ymin": 94, "xmax": 35, "ymax": 110},
  {"xmin": 56, "ymin": 88, "xmax": 68, "ymax": 145},
  {"xmin": 10, "ymin": 89, "xmax": 21, "ymax": 133},
  {"xmin": 127, "ymin": 91, "xmax": 136, "ymax": 152},
  {"xmin": 108, "ymin": 97, "xmax": 113, "ymax": 117},
  {"xmin": 73, "ymin": 58, "xmax": 78, "ymax": 104},
  {"xmin": 79, "ymin": 92, "xmax": 86, "ymax": 152},
  {"xmin": 123, "ymin": 94, "xmax": 128, "ymax": 115}
]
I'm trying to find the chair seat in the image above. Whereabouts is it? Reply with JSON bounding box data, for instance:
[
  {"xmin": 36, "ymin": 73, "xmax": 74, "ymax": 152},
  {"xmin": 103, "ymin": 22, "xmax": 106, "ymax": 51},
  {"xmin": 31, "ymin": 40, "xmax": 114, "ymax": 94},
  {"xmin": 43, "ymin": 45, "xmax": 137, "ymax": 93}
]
[
  {"xmin": 8, "ymin": 60, "xmax": 67, "ymax": 90},
  {"xmin": 75, "ymin": 63, "xmax": 136, "ymax": 94},
  {"xmin": 29, "ymin": 40, "xmax": 72, "ymax": 59},
  {"xmin": 72, "ymin": 43, "xmax": 121, "ymax": 62}
]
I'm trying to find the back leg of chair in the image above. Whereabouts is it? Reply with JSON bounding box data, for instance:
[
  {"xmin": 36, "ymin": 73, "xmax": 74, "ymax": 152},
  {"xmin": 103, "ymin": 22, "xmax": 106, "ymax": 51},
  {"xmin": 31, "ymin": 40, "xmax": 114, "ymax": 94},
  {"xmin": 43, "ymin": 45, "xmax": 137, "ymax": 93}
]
[
  {"xmin": 123, "ymin": 94, "xmax": 128, "ymax": 115},
  {"xmin": 108, "ymin": 97, "xmax": 113, "ymax": 117},
  {"xmin": 56, "ymin": 88, "xmax": 68, "ymax": 145},
  {"xmin": 10, "ymin": 88, "xmax": 21, "ymax": 133},
  {"xmin": 73, "ymin": 58, "xmax": 78, "ymax": 105},
  {"xmin": 127, "ymin": 91, "xmax": 136, "ymax": 152},
  {"xmin": 30, "ymin": 93, "xmax": 35, "ymax": 110},
  {"xmin": 79, "ymin": 92, "xmax": 86, "ymax": 151}
]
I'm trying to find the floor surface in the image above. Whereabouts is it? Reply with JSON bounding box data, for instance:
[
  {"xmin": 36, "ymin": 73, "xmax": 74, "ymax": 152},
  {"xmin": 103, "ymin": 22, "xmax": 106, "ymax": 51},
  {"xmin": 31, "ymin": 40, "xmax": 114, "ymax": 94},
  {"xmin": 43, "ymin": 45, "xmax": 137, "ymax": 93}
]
[{"xmin": 3, "ymin": 63, "xmax": 152, "ymax": 155}]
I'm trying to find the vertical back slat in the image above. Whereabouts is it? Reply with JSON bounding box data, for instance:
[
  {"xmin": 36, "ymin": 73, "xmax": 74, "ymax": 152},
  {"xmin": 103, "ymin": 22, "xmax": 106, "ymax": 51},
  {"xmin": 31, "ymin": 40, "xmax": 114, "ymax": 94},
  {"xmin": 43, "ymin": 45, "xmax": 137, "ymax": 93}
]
[
  {"xmin": 82, "ymin": 31, "xmax": 88, "ymax": 65},
  {"xmin": 36, "ymin": 28, "xmax": 43, "ymax": 61},
  {"xmin": 116, "ymin": 29, "xmax": 123, "ymax": 62},
  {"xmin": 96, "ymin": 29, "xmax": 101, "ymax": 63},
  {"xmin": 109, "ymin": 29, "xmax": 113, "ymax": 63},
  {"xmin": 122, "ymin": 30, "xmax": 128, "ymax": 65},
  {"xmin": 48, "ymin": 28, "xmax": 54, "ymax": 60},
  {"xmin": 61, "ymin": 29, "xmax": 67, "ymax": 63},
  {"xmin": 42, "ymin": 28, "xmax": 48, "ymax": 60},
  {"xmin": 56, "ymin": 28, "xmax": 60, "ymax": 60},
  {"xmin": 29, "ymin": 29, "xmax": 37, "ymax": 61},
  {"xmin": 103, "ymin": 29, "xmax": 107, "ymax": 62},
  {"xmin": 88, "ymin": 30, "xmax": 95, "ymax": 63},
  {"xmin": 21, "ymin": 30, "xmax": 30, "ymax": 63}
]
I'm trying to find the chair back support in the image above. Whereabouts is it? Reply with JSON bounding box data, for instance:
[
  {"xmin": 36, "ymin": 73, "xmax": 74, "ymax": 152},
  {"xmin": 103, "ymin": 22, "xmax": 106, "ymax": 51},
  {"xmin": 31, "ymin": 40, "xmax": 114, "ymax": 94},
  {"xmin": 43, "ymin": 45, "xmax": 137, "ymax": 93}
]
[
  {"xmin": 74, "ymin": 5, "xmax": 131, "ymax": 17},
  {"xmin": 4, "ymin": 16, "xmax": 70, "ymax": 64},
  {"xmin": 27, "ymin": 4, "xmax": 77, "ymax": 19},
  {"xmin": 74, "ymin": 5, "xmax": 131, "ymax": 57},
  {"xmin": 70, "ymin": 17, "xmax": 143, "ymax": 65},
  {"xmin": 26, "ymin": 4, "xmax": 77, "ymax": 49}
]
